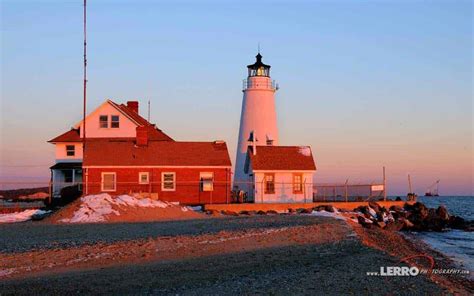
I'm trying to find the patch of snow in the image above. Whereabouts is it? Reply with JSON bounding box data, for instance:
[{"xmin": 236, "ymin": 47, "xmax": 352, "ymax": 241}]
[
  {"xmin": 60, "ymin": 193, "xmax": 173, "ymax": 223},
  {"xmin": 368, "ymin": 207, "xmax": 377, "ymax": 218},
  {"xmin": 308, "ymin": 210, "xmax": 346, "ymax": 221},
  {"xmin": 187, "ymin": 206, "xmax": 203, "ymax": 212},
  {"xmin": 0, "ymin": 209, "xmax": 50, "ymax": 223},
  {"xmin": 298, "ymin": 146, "xmax": 312, "ymax": 157}
]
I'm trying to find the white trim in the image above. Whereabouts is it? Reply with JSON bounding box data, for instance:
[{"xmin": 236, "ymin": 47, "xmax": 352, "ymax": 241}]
[
  {"xmin": 139, "ymin": 172, "xmax": 150, "ymax": 184},
  {"xmin": 161, "ymin": 172, "xmax": 175, "ymax": 191},
  {"xmin": 101, "ymin": 172, "xmax": 116, "ymax": 192},
  {"xmin": 83, "ymin": 165, "xmax": 231, "ymax": 169}
]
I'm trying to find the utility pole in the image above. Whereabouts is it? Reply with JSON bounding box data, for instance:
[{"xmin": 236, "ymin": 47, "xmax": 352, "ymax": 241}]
[
  {"xmin": 83, "ymin": 0, "xmax": 87, "ymax": 150},
  {"xmin": 82, "ymin": 0, "xmax": 87, "ymax": 194}
]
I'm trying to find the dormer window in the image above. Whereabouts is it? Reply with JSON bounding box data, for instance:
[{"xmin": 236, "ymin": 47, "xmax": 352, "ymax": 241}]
[
  {"xmin": 99, "ymin": 115, "xmax": 108, "ymax": 128},
  {"xmin": 66, "ymin": 145, "xmax": 75, "ymax": 156},
  {"xmin": 111, "ymin": 115, "xmax": 120, "ymax": 128}
]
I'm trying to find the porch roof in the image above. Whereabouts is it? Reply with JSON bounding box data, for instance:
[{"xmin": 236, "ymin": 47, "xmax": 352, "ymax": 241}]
[{"xmin": 50, "ymin": 162, "xmax": 83, "ymax": 170}]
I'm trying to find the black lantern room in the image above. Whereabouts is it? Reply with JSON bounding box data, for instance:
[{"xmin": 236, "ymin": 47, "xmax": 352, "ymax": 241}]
[{"xmin": 247, "ymin": 53, "xmax": 271, "ymax": 77}]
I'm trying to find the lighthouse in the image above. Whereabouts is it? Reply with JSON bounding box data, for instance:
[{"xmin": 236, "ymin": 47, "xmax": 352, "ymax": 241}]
[{"xmin": 234, "ymin": 53, "xmax": 279, "ymax": 189}]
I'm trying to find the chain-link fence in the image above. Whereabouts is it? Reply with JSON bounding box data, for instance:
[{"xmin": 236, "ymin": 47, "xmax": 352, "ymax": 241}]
[{"xmin": 1, "ymin": 179, "xmax": 387, "ymax": 205}]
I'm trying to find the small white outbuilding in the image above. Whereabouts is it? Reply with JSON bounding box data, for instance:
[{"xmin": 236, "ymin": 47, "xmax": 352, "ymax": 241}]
[{"xmin": 244, "ymin": 145, "xmax": 317, "ymax": 203}]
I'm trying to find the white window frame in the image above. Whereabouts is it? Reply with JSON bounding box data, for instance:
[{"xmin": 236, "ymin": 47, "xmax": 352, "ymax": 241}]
[
  {"xmin": 200, "ymin": 172, "xmax": 214, "ymax": 192},
  {"xmin": 101, "ymin": 172, "xmax": 116, "ymax": 192},
  {"xmin": 139, "ymin": 172, "xmax": 150, "ymax": 184},
  {"xmin": 161, "ymin": 172, "xmax": 176, "ymax": 191}
]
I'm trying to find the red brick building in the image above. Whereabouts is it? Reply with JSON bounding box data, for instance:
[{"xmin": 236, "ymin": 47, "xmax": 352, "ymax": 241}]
[{"xmin": 49, "ymin": 100, "xmax": 232, "ymax": 205}]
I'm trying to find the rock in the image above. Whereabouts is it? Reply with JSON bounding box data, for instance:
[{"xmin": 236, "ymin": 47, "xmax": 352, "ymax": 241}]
[
  {"xmin": 436, "ymin": 206, "xmax": 449, "ymax": 221},
  {"xmin": 357, "ymin": 216, "xmax": 373, "ymax": 228},
  {"xmin": 384, "ymin": 220, "xmax": 405, "ymax": 231},
  {"xmin": 300, "ymin": 208, "xmax": 313, "ymax": 214},
  {"xmin": 389, "ymin": 205, "xmax": 404, "ymax": 212},
  {"xmin": 239, "ymin": 210, "xmax": 251, "ymax": 215},
  {"xmin": 449, "ymin": 216, "xmax": 467, "ymax": 230},
  {"xmin": 324, "ymin": 205, "xmax": 336, "ymax": 212},
  {"xmin": 222, "ymin": 210, "xmax": 239, "ymax": 216},
  {"xmin": 288, "ymin": 208, "xmax": 296, "ymax": 213},
  {"xmin": 368, "ymin": 201, "xmax": 381, "ymax": 212},
  {"xmin": 206, "ymin": 209, "xmax": 220, "ymax": 216},
  {"xmin": 257, "ymin": 210, "xmax": 267, "ymax": 215},
  {"xmin": 313, "ymin": 205, "xmax": 326, "ymax": 212},
  {"xmin": 400, "ymin": 218, "xmax": 414, "ymax": 230},
  {"xmin": 375, "ymin": 221, "xmax": 386, "ymax": 228},
  {"xmin": 266, "ymin": 210, "xmax": 278, "ymax": 215},
  {"xmin": 296, "ymin": 208, "xmax": 306, "ymax": 214}
]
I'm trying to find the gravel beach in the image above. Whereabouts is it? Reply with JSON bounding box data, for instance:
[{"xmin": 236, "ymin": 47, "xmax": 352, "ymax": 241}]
[{"xmin": 0, "ymin": 215, "xmax": 469, "ymax": 295}]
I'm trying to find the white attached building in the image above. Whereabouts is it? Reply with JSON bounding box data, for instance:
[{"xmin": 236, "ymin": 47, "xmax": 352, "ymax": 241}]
[{"xmin": 244, "ymin": 145, "xmax": 316, "ymax": 203}]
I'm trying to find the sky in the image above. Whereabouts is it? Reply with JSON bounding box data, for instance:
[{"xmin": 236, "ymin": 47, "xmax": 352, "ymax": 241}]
[{"xmin": 1, "ymin": 0, "xmax": 472, "ymax": 195}]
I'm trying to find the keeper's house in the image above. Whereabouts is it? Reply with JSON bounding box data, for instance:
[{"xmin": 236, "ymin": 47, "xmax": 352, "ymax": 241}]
[{"xmin": 48, "ymin": 99, "xmax": 232, "ymax": 205}]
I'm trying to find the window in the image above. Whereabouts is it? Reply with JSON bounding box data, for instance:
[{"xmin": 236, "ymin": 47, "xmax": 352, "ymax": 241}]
[
  {"xmin": 293, "ymin": 174, "xmax": 303, "ymax": 194},
  {"xmin": 64, "ymin": 170, "xmax": 73, "ymax": 183},
  {"xmin": 99, "ymin": 115, "xmax": 108, "ymax": 128},
  {"xmin": 66, "ymin": 145, "xmax": 75, "ymax": 156},
  {"xmin": 264, "ymin": 173, "xmax": 275, "ymax": 194},
  {"xmin": 101, "ymin": 172, "xmax": 116, "ymax": 191},
  {"xmin": 200, "ymin": 172, "xmax": 214, "ymax": 192},
  {"xmin": 139, "ymin": 172, "xmax": 149, "ymax": 184},
  {"xmin": 161, "ymin": 172, "xmax": 175, "ymax": 191},
  {"xmin": 111, "ymin": 115, "xmax": 120, "ymax": 128}
]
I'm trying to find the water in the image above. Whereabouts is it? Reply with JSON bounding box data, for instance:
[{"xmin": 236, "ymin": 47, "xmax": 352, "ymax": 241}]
[{"xmin": 412, "ymin": 196, "xmax": 474, "ymax": 274}]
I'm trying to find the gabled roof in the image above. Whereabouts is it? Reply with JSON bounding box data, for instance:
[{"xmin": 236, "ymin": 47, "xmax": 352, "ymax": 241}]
[
  {"xmin": 48, "ymin": 129, "xmax": 81, "ymax": 143},
  {"xmin": 245, "ymin": 146, "xmax": 316, "ymax": 172},
  {"xmin": 83, "ymin": 139, "xmax": 231, "ymax": 167},
  {"xmin": 49, "ymin": 99, "xmax": 173, "ymax": 143}
]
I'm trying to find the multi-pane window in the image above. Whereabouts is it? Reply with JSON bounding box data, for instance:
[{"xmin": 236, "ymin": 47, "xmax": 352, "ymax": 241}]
[
  {"xmin": 139, "ymin": 172, "xmax": 149, "ymax": 184},
  {"xmin": 111, "ymin": 115, "xmax": 120, "ymax": 128},
  {"xmin": 101, "ymin": 172, "xmax": 116, "ymax": 191},
  {"xmin": 161, "ymin": 172, "xmax": 175, "ymax": 191},
  {"xmin": 293, "ymin": 174, "xmax": 303, "ymax": 194},
  {"xmin": 64, "ymin": 170, "xmax": 73, "ymax": 183},
  {"xmin": 264, "ymin": 173, "xmax": 275, "ymax": 194},
  {"xmin": 66, "ymin": 145, "xmax": 75, "ymax": 156},
  {"xmin": 200, "ymin": 172, "xmax": 214, "ymax": 192},
  {"xmin": 99, "ymin": 115, "xmax": 108, "ymax": 128}
]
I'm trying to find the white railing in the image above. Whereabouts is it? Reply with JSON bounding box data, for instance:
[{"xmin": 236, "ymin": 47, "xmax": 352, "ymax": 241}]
[{"xmin": 242, "ymin": 79, "xmax": 279, "ymax": 91}]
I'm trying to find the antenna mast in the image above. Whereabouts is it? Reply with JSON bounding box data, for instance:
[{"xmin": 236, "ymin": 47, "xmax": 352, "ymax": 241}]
[{"xmin": 82, "ymin": 0, "xmax": 87, "ymax": 151}]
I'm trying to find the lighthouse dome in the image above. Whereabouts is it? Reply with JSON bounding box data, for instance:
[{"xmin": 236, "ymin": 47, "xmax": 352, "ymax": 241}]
[{"xmin": 247, "ymin": 53, "xmax": 271, "ymax": 77}]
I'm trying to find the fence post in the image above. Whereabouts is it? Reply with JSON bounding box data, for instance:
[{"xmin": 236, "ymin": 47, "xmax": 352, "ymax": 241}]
[{"xmin": 303, "ymin": 179, "xmax": 306, "ymax": 203}]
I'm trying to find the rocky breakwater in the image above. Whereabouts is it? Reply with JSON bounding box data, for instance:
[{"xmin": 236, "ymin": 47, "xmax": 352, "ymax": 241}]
[{"xmin": 354, "ymin": 201, "xmax": 473, "ymax": 232}]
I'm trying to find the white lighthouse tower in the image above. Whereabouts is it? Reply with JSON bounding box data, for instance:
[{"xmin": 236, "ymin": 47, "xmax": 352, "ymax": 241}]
[{"xmin": 234, "ymin": 53, "xmax": 279, "ymax": 189}]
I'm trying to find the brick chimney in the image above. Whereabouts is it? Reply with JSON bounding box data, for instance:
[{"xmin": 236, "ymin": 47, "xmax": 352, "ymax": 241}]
[
  {"xmin": 136, "ymin": 126, "xmax": 148, "ymax": 146},
  {"xmin": 127, "ymin": 101, "xmax": 139, "ymax": 113}
]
